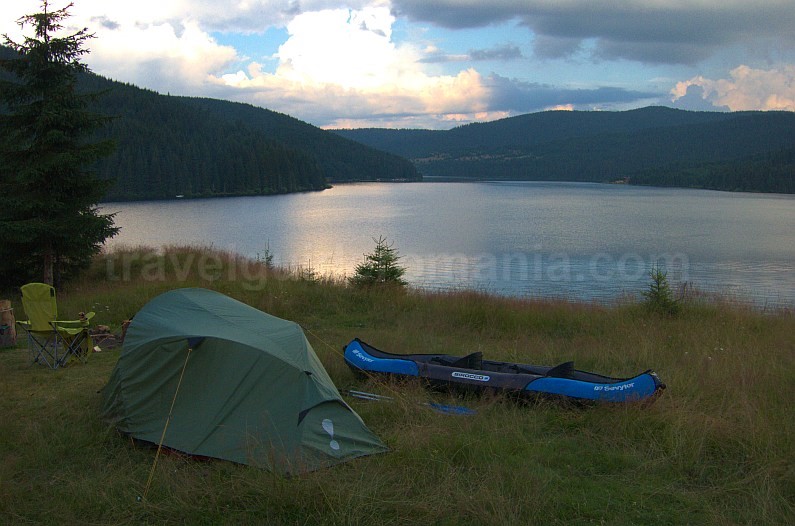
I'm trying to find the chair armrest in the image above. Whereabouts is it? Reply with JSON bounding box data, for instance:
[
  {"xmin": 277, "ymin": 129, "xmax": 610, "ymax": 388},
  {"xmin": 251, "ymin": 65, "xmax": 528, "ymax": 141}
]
[{"xmin": 52, "ymin": 312, "xmax": 96, "ymax": 326}]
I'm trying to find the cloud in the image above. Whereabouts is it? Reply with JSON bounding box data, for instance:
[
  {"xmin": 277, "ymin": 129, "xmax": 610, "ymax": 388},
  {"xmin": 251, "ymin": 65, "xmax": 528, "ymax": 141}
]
[
  {"xmin": 216, "ymin": 6, "xmax": 496, "ymax": 127},
  {"xmin": 1, "ymin": 2, "xmax": 377, "ymax": 41},
  {"xmin": 532, "ymin": 35, "xmax": 582, "ymax": 60},
  {"xmin": 418, "ymin": 53, "xmax": 469, "ymax": 64},
  {"xmin": 272, "ymin": 6, "xmax": 410, "ymax": 90},
  {"xmin": 392, "ymin": 0, "xmax": 795, "ymax": 65},
  {"xmin": 75, "ymin": 1, "xmax": 378, "ymax": 33},
  {"xmin": 218, "ymin": 63, "xmax": 494, "ymax": 128},
  {"xmin": 8, "ymin": 1, "xmax": 787, "ymax": 130},
  {"xmin": 469, "ymin": 44, "xmax": 523, "ymax": 61},
  {"xmin": 90, "ymin": 16, "xmax": 119, "ymax": 31},
  {"xmin": 594, "ymin": 39, "xmax": 714, "ymax": 66},
  {"xmin": 486, "ymin": 74, "xmax": 659, "ymax": 113},
  {"xmin": 1, "ymin": 1, "xmax": 507, "ymax": 127},
  {"xmin": 671, "ymin": 65, "xmax": 795, "ymax": 111},
  {"xmin": 2, "ymin": 1, "xmax": 241, "ymax": 93},
  {"xmin": 419, "ymin": 44, "xmax": 522, "ymax": 64},
  {"xmin": 670, "ymin": 85, "xmax": 729, "ymax": 112},
  {"xmin": 390, "ymin": 0, "xmax": 517, "ymax": 29},
  {"xmin": 88, "ymin": 20, "xmax": 239, "ymax": 94}
]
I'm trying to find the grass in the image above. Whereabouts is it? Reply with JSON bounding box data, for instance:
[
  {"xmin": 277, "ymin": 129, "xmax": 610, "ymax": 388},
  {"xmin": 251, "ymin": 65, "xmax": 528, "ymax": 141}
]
[{"xmin": 1, "ymin": 245, "xmax": 793, "ymax": 525}]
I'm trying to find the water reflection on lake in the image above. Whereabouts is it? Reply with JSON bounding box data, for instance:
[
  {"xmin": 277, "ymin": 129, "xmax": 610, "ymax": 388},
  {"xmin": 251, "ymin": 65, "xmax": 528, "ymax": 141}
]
[{"xmin": 103, "ymin": 182, "xmax": 795, "ymax": 307}]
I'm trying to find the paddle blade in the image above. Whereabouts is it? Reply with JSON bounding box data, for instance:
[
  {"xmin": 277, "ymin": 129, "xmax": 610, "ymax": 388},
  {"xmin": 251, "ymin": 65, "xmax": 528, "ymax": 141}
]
[{"xmin": 426, "ymin": 402, "xmax": 477, "ymax": 416}]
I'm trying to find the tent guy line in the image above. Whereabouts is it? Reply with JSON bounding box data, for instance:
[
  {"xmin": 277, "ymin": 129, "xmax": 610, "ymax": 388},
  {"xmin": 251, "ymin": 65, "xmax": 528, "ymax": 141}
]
[{"xmin": 141, "ymin": 343, "xmax": 193, "ymax": 502}]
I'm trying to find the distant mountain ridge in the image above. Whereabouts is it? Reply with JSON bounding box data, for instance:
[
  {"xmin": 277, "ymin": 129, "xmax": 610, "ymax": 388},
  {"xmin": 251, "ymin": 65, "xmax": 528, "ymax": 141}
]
[
  {"xmin": 333, "ymin": 107, "xmax": 795, "ymax": 193},
  {"xmin": 3, "ymin": 45, "xmax": 791, "ymax": 196},
  {"xmin": 1, "ymin": 45, "xmax": 420, "ymax": 201}
]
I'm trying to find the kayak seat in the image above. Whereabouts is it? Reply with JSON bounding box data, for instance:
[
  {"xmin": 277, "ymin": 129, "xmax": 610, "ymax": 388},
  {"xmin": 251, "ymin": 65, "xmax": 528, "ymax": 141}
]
[
  {"xmin": 545, "ymin": 361, "xmax": 575, "ymax": 378},
  {"xmin": 451, "ymin": 351, "xmax": 483, "ymax": 370}
]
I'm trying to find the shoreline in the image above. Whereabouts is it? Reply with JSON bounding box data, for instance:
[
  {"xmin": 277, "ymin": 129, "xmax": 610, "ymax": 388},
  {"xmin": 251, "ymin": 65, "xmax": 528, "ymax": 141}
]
[{"xmin": 94, "ymin": 244, "xmax": 794, "ymax": 313}]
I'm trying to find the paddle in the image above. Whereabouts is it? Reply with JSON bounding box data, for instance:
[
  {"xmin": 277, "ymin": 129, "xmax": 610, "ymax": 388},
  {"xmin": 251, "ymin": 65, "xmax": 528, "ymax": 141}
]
[{"xmin": 345, "ymin": 390, "xmax": 477, "ymax": 416}]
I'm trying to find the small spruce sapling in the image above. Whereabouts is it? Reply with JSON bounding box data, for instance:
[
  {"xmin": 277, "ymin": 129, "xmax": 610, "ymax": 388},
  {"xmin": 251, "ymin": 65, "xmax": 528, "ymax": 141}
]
[
  {"xmin": 350, "ymin": 236, "xmax": 407, "ymax": 287},
  {"xmin": 641, "ymin": 266, "xmax": 680, "ymax": 315},
  {"xmin": 257, "ymin": 241, "xmax": 275, "ymax": 269}
]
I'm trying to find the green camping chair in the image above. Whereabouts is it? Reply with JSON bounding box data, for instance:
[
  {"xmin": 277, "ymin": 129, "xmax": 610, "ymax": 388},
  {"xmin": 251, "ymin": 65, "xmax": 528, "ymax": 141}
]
[{"xmin": 16, "ymin": 283, "xmax": 95, "ymax": 369}]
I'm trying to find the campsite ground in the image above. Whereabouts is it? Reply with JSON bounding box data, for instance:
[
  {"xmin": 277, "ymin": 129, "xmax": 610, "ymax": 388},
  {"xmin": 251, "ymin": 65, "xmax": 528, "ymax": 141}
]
[{"xmin": 1, "ymin": 246, "xmax": 793, "ymax": 525}]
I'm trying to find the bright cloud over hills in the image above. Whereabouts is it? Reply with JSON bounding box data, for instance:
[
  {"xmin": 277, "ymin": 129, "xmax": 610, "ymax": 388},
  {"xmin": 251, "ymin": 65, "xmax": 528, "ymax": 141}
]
[{"xmin": 2, "ymin": 0, "xmax": 794, "ymax": 128}]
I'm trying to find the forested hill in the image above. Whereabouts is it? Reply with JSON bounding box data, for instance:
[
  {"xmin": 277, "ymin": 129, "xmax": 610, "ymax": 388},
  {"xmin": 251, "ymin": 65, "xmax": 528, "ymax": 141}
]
[
  {"xmin": 0, "ymin": 46, "xmax": 420, "ymax": 201},
  {"xmin": 80, "ymin": 76, "xmax": 420, "ymax": 201},
  {"xmin": 333, "ymin": 107, "xmax": 795, "ymax": 193}
]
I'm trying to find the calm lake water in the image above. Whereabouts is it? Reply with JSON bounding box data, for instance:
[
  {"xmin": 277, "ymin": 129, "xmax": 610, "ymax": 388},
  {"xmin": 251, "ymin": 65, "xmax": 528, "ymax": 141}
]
[{"xmin": 103, "ymin": 182, "xmax": 795, "ymax": 307}]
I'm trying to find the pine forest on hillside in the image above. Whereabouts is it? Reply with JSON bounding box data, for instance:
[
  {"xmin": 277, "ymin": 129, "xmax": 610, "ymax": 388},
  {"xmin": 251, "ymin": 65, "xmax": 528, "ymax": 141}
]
[
  {"xmin": 3, "ymin": 42, "xmax": 793, "ymax": 198},
  {"xmin": 88, "ymin": 79, "xmax": 327, "ymax": 200},
  {"xmin": 79, "ymin": 75, "xmax": 421, "ymax": 201},
  {"xmin": 334, "ymin": 107, "xmax": 795, "ymax": 194},
  {"xmin": 0, "ymin": 45, "xmax": 421, "ymax": 202}
]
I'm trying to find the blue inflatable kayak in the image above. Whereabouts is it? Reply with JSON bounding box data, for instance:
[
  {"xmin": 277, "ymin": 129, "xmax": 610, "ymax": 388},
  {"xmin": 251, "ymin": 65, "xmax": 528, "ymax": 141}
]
[{"xmin": 344, "ymin": 338, "xmax": 665, "ymax": 404}]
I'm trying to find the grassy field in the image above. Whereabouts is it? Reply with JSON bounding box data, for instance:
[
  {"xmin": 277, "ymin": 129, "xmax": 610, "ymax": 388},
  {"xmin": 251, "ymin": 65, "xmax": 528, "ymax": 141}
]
[{"xmin": 1, "ymin": 246, "xmax": 793, "ymax": 525}]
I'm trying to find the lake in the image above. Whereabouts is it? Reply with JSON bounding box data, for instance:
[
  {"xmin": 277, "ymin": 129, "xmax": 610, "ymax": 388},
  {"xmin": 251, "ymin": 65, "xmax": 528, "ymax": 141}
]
[{"xmin": 103, "ymin": 181, "xmax": 795, "ymax": 307}]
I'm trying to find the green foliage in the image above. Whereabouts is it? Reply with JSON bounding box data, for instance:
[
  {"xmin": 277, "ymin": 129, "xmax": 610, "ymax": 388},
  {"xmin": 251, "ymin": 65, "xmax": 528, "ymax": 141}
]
[
  {"xmin": 298, "ymin": 260, "xmax": 319, "ymax": 283},
  {"xmin": 641, "ymin": 266, "xmax": 680, "ymax": 315},
  {"xmin": 349, "ymin": 236, "xmax": 407, "ymax": 287},
  {"xmin": 0, "ymin": 1, "xmax": 118, "ymax": 288},
  {"xmin": 1, "ymin": 55, "xmax": 422, "ymax": 201},
  {"xmin": 256, "ymin": 241, "xmax": 275, "ymax": 269},
  {"xmin": 334, "ymin": 107, "xmax": 795, "ymax": 193},
  {"xmin": 631, "ymin": 147, "xmax": 795, "ymax": 193},
  {"xmin": 86, "ymin": 85, "xmax": 328, "ymax": 200},
  {"xmin": 82, "ymin": 82, "xmax": 420, "ymax": 200},
  {"xmin": 183, "ymin": 98, "xmax": 421, "ymax": 185}
]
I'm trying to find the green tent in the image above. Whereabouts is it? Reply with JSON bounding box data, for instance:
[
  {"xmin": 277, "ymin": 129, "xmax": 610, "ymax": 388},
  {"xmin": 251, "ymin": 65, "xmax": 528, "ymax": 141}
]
[{"xmin": 100, "ymin": 288, "xmax": 386, "ymax": 475}]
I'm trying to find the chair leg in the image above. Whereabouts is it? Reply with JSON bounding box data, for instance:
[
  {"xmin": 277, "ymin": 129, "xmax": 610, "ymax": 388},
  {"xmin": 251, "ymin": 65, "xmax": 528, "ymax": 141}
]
[
  {"xmin": 19, "ymin": 326, "xmax": 90, "ymax": 370},
  {"xmin": 27, "ymin": 332, "xmax": 59, "ymax": 369},
  {"xmin": 67, "ymin": 333, "xmax": 86, "ymax": 365},
  {"xmin": 55, "ymin": 330, "xmax": 91, "ymax": 367}
]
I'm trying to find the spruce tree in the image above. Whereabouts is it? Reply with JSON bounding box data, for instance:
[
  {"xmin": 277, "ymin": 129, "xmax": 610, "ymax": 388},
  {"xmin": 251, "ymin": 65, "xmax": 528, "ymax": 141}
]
[
  {"xmin": 350, "ymin": 236, "xmax": 407, "ymax": 287},
  {"xmin": 0, "ymin": 1, "xmax": 117, "ymax": 288},
  {"xmin": 641, "ymin": 266, "xmax": 680, "ymax": 316}
]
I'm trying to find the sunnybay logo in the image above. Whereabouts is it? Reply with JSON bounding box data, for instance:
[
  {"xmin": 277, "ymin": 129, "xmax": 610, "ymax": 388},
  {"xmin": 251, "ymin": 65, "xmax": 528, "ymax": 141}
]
[
  {"xmin": 452, "ymin": 371, "xmax": 490, "ymax": 382},
  {"xmin": 593, "ymin": 382, "xmax": 634, "ymax": 391}
]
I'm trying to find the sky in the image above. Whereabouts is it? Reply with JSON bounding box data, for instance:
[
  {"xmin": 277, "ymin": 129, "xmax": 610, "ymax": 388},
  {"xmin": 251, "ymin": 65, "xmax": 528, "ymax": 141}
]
[{"xmin": 2, "ymin": 0, "xmax": 795, "ymax": 129}]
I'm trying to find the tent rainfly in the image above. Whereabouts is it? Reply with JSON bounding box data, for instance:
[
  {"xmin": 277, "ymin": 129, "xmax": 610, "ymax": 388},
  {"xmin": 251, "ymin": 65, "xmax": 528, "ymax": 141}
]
[{"xmin": 100, "ymin": 288, "xmax": 386, "ymax": 475}]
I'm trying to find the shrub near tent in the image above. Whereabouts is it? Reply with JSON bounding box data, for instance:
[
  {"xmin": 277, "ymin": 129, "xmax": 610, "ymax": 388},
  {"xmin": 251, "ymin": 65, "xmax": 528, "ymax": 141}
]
[{"xmin": 100, "ymin": 288, "xmax": 386, "ymax": 475}]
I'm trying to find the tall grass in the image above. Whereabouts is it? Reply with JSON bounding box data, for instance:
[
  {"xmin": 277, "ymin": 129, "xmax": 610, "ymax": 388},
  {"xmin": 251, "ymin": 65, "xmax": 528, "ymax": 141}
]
[{"xmin": 1, "ymin": 245, "xmax": 793, "ymax": 524}]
